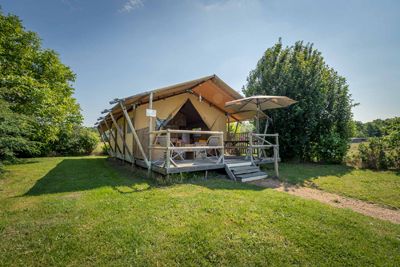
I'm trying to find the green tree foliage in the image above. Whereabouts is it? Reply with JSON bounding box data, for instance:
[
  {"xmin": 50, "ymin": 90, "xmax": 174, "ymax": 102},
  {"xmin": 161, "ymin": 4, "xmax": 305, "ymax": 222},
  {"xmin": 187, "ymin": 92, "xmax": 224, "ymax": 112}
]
[
  {"xmin": 353, "ymin": 119, "xmax": 391, "ymax": 138},
  {"xmin": 353, "ymin": 121, "xmax": 367, "ymax": 138},
  {"xmin": 0, "ymin": 99, "xmax": 40, "ymax": 162},
  {"xmin": 227, "ymin": 121, "xmax": 254, "ymax": 134},
  {"xmin": 0, "ymin": 11, "xmax": 82, "ymax": 146},
  {"xmin": 0, "ymin": 10, "xmax": 96, "ymax": 163},
  {"xmin": 243, "ymin": 40, "xmax": 354, "ymax": 163}
]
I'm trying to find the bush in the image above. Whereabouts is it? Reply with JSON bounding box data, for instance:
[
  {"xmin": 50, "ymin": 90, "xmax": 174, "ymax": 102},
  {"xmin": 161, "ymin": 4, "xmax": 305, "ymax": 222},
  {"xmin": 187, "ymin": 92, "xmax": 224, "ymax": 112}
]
[
  {"xmin": 359, "ymin": 138, "xmax": 389, "ymax": 170},
  {"xmin": 312, "ymin": 132, "xmax": 349, "ymax": 163},
  {"xmin": 358, "ymin": 136, "xmax": 399, "ymax": 170},
  {"xmin": 52, "ymin": 127, "xmax": 99, "ymax": 156}
]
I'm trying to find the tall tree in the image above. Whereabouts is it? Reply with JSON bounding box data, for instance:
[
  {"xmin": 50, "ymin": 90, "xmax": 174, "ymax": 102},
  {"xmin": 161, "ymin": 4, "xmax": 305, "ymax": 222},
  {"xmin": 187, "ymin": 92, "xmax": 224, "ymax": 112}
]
[
  {"xmin": 0, "ymin": 10, "xmax": 82, "ymax": 159},
  {"xmin": 243, "ymin": 40, "xmax": 354, "ymax": 163}
]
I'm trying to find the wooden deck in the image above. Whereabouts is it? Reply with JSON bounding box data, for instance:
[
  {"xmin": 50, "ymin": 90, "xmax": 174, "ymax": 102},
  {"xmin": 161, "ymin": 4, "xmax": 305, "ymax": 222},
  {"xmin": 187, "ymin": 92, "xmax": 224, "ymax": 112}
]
[
  {"xmin": 108, "ymin": 130, "xmax": 280, "ymax": 179},
  {"xmin": 135, "ymin": 156, "xmax": 277, "ymax": 175}
]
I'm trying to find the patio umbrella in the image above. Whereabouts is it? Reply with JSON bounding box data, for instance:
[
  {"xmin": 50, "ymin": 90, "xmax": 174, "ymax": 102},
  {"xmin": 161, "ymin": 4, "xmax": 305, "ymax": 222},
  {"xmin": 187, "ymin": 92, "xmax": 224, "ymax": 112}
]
[{"xmin": 225, "ymin": 95, "xmax": 297, "ymax": 133}]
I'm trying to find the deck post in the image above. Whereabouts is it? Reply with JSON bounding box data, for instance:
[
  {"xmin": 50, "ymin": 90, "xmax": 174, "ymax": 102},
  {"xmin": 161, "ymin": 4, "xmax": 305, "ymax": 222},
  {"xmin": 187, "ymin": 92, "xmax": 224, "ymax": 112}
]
[
  {"xmin": 109, "ymin": 112, "xmax": 134, "ymax": 163},
  {"xmin": 148, "ymin": 92, "xmax": 154, "ymax": 174},
  {"xmin": 220, "ymin": 132, "xmax": 225, "ymax": 164},
  {"xmin": 119, "ymin": 102, "xmax": 149, "ymax": 167},
  {"xmin": 227, "ymin": 113, "xmax": 230, "ymax": 141},
  {"xmin": 249, "ymin": 133, "xmax": 254, "ymax": 165},
  {"xmin": 274, "ymin": 134, "xmax": 279, "ymax": 178},
  {"xmin": 165, "ymin": 130, "xmax": 171, "ymax": 169}
]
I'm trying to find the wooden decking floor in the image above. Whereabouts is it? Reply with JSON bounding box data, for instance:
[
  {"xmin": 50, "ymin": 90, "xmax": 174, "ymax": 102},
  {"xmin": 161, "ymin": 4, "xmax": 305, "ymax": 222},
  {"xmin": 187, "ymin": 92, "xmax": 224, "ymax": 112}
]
[{"xmin": 135, "ymin": 156, "xmax": 274, "ymax": 175}]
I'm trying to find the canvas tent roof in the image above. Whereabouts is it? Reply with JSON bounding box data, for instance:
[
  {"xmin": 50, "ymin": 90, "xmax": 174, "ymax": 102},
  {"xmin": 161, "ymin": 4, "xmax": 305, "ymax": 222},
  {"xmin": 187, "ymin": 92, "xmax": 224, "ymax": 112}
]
[{"xmin": 99, "ymin": 75, "xmax": 257, "ymax": 130}]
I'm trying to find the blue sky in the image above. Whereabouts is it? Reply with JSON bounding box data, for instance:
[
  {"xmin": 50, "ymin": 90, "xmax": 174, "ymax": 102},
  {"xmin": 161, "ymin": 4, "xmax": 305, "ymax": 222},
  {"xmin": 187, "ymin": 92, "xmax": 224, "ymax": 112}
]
[{"xmin": 2, "ymin": 0, "xmax": 399, "ymax": 125}]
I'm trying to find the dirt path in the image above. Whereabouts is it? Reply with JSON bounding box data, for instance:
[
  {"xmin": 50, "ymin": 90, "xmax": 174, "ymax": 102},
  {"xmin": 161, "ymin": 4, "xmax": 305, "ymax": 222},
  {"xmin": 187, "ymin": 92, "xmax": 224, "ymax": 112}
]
[{"xmin": 249, "ymin": 179, "xmax": 400, "ymax": 224}]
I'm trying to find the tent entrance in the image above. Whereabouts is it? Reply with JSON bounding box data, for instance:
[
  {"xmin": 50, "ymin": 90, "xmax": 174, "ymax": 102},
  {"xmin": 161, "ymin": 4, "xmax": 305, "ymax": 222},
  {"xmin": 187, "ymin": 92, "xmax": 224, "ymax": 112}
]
[{"xmin": 165, "ymin": 99, "xmax": 209, "ymax": 144}]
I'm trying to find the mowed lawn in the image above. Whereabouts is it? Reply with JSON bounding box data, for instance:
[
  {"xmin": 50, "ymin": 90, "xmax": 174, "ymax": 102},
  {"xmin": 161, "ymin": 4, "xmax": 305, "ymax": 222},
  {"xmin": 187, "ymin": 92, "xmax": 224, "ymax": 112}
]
[
  {"xmin": 276, "ymin": 163, "xmax": 400, "ymax": 209},
  {"xmin": 1, "ymin": 157, "xmax": 399, "ymax": 266}
]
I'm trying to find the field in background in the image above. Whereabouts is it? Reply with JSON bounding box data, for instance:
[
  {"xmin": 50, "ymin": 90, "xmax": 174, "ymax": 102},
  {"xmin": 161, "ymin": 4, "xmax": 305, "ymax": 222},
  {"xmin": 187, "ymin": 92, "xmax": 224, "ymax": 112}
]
[{"xmin": 0, "ymin": 157, "xmax": 399, "ymax": 266}]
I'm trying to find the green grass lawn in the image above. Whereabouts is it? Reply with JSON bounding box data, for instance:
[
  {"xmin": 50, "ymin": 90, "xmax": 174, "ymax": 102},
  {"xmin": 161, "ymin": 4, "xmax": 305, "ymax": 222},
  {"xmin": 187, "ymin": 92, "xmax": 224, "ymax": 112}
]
[
  {"xmin": 275, "ymin": 163, "xmax": 400, "ymax": 209},
  {"xmin": 1, "ymin": 157, "xmax": 400, "ymax": 266}
]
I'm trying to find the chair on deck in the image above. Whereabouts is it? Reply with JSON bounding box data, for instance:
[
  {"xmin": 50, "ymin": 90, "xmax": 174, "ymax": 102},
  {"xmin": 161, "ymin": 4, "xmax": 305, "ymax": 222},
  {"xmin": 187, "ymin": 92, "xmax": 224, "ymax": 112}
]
[
  {"xmin": 197, "ymin": 136, "xmax": 220, "ymax": 159},
  {"xmin": 156, "ymin": 135, "xmax": 184, "ymax": 166}
]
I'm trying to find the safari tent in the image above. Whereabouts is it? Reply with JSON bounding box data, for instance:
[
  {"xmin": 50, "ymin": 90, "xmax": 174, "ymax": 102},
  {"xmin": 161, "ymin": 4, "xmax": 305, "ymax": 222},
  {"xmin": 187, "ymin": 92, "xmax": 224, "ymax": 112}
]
[{"xmin": 96, "ymin": 75, "xmax": 296, "ymax": 182}]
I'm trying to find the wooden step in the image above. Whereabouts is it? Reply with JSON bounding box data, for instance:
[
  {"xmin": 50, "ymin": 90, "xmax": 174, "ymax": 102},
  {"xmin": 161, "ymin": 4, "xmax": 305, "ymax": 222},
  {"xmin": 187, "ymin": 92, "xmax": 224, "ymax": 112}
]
[
  {"xmin": 232, "ymin": 168, "xmax": 260, "ymax": 175},
  {"xmin": 224, "ymin": 163, "xmax": 268, "ymax": 182},
  {"xmin": 226, "ymin": 161, "xmax": 252, "ymax": 168},
  {"xmin": 230, "ymin": 166, "xmax": 259, "ymax": 172},
  {"xmin": 240, "ymin": 174, "xmax": 268, "ymax": 182},
  {"xmin": 236, "ymin": 171, "xmax": 267, "ymax": 179}
]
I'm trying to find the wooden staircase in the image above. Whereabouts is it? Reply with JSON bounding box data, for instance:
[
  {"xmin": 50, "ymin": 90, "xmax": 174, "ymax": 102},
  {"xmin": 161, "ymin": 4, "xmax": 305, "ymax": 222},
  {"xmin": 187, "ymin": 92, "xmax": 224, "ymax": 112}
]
[{"xmin": 224, "ymin": 162, "xmax": 268, "ymax": 182}]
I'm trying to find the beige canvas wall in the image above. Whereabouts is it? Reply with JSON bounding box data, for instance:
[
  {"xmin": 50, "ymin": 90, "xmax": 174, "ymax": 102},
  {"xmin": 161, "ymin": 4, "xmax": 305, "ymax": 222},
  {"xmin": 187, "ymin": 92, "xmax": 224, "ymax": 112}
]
[
  {"xmin": 108, "ymin": 92, "xmax": 228, "ymax": 161},
  {"xmin": 133, "ymin": 93, "xmax": 227, "ymax": 133}
]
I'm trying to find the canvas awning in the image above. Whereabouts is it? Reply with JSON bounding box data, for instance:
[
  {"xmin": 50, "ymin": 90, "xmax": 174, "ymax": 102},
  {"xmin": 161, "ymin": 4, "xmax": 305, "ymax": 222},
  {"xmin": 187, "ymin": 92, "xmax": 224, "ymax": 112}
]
[{"xmin": 99, "ymin": 74, "xmax": 247, "ymax": 131}]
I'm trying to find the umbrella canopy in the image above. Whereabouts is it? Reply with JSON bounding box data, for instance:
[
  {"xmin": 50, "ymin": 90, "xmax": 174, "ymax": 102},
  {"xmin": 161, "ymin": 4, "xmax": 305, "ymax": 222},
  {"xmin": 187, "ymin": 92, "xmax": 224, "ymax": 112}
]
[
  {"xmin": 226, "ymin": 110, "xmax": 268, "ymax": 122},
  {"xmin": 225, "ymin": 95, "xmax": 296, "ymax": 134},
  {"xmin": 225, "ymin": 95, "xmax": 297, "ymax": 112}
]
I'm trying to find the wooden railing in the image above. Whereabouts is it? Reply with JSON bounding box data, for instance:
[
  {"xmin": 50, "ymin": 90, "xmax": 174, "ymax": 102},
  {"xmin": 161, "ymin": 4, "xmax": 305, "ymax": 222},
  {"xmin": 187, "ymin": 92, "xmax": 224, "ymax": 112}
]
[
  {"xmin": 149, "ymin": 129, "xmax": 224, "ymax": 168},
  {"xmin": 249, "ymin": 133, "xmax": 280, "ymax": 177},
  {"xmin": 225, "ymin": 132, "xmax": 250, "ymax": 156}
]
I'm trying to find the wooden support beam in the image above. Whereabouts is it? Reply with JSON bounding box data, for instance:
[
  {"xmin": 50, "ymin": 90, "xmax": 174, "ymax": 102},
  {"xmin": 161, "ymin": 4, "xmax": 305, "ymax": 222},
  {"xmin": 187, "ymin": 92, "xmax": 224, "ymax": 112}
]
[
  {"xmin": 109, "ymin": 112, "xmax": 134, "ymax": 162},
  {"xmin": 102, "ymin": 129, "xmax": 114, "ymax": 155},
  {"xmin": 119, "ymin": 101, "xmax": 150, "ymax": 167},
  {"xmin": 104, "ymin": 119, "xmax": 123, "ymax": 157},
  {"xmin": 97, "ymin": 126, "xmax": 113, "ymax": 156}
]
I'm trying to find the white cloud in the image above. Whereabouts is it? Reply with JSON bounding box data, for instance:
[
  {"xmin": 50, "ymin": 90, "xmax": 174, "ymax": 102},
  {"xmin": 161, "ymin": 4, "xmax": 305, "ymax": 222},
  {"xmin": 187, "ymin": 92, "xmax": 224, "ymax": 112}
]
[
  {"xmin": 120, "ymin": 0, "xmax": 144, "ymax": 13},
  {"xmin": 198, "ymin": 0, "xmax": 253, "ymax": 11}
]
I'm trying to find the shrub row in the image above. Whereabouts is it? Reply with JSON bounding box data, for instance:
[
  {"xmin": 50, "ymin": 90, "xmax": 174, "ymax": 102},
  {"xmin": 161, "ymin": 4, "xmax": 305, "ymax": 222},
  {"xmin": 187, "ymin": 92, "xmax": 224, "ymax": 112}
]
[{"xmin": 357, "ymin": 135, "xmax": 399, "ymax": 170}]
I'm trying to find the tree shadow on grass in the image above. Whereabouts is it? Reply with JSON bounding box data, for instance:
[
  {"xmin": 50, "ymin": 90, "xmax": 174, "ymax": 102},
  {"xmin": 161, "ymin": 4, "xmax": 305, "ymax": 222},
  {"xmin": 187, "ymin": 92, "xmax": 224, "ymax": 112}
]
[
  {"xmin": 24, "ymin": 158, "xmax": 155, "ymax": 196},
  {"xmin": 23, "ymin": 157, "xmax": 284, "ymax": 196}
]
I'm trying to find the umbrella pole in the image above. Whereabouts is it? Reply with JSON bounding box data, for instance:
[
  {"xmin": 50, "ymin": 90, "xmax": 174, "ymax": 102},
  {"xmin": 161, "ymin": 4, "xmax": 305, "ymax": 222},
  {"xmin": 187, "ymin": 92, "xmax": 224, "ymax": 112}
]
[
  {"xmin": 256, "ymin": 103, "xmax": 260, "ymax": 158},
  {"xmin": 256, "ymin": 103, "xmax": 260, "ymax": 134}
]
